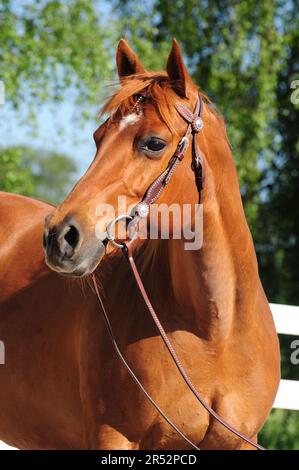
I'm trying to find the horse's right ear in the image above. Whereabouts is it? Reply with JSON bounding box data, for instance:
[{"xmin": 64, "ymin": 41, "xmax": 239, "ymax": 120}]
[{"xmin": 116, "ymin": 39, "xmax": 145, "ymax": 80}]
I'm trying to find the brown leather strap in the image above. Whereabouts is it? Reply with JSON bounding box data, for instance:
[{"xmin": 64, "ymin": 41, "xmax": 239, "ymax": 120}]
[
  {"xmin": 176, "ymin": 98, "xmax": 204, "ymax": 202},
  {"xmin": 141, "ymin": 154, "xmax": 183, "ymax": 207},
  {"xmin": 120, "ymin": 242, "xmax": 265, "ymax": 451},
  {"xmin": 133, "ymin": 96, "xmax": 204, "ymax": 218},
  {"xmin": 91, "ymin": 273, "xmax": 200, "ymax": 450}
]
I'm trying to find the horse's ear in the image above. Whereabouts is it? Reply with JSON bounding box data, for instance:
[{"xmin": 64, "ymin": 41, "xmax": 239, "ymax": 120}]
[
  {"xmin": 116, "ymin": 38, "xmax": 146, "ymax": 79},
  {"xmin": 166, "ymin": 39, "xmax": 192, "ymax": 98}
]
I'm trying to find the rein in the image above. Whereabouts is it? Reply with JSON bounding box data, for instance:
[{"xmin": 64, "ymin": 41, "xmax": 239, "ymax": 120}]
[{"xmin": 92, "ymin": 95, "xmax": 265, "ymax": 451}]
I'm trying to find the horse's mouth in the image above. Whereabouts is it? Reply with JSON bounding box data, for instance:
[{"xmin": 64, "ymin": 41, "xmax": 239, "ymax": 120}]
[{"xmin": 45, "ymin": 241, "xmax": 106, "ymax": 278}]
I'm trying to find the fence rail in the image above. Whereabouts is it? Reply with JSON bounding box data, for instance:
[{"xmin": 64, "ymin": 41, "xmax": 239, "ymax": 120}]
[
  {"xmin": 270, "ymin": 303, "xmax": 299, "ymax": 336},
  {"xmin": 270, "ymin": 303, "xmax": 299, "ymax": 411}
]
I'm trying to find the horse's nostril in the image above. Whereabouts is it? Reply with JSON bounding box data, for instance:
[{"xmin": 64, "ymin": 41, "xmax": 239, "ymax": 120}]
[
  {"xmin": 43, "ymin": 232, "xmax": 47, "ymax": 248},
  {"xmin": 64, "ymin": 225, "xmax": 80, "ymax": 249}
]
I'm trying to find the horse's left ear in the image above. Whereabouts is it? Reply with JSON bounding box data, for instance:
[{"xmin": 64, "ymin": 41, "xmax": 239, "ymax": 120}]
[
  {"xmin": 116, "ymin": 38, "xmax": 146, "ymax": 80},
  {"xmin": 166, "ymin": 39, "xmax": 192, "ymax": 98}
]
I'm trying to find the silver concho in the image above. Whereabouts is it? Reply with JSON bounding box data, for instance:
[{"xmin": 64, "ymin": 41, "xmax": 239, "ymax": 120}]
[
  {"xmin": 135, "ymin": 202, "xmax": 149, "ymax": 218},
  {"xmin": 192, "ymin": 117, "xmax": 203, "ymax": 133}
]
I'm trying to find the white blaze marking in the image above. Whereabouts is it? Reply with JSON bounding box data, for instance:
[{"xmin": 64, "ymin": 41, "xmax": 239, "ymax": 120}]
[{"xmin": 119, "ymin": 113, "xmax": 141, "ymax": 131}]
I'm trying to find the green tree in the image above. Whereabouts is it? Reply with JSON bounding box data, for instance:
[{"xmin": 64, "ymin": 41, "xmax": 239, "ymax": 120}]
[
  {"xmin": 0, "ymin": 146, "xmax": 77, "ymax": 204},
  {"xmin": 0, "ymin": 0, "xmax": 115, "ymax": 113},
  {"xmin": 257, "ymin": 22, "xmax": 299, "ymax": 305},
  {"xmin": 0, "ymin": 147, "xmax": 34, "ymax": 195},
  {"xmin": 1, "ymin": 1, "xmax": 115, "ymax": 199},
  {"xmin": 261, "ymin": 409, "xmax": 299, "ymax": 450}
]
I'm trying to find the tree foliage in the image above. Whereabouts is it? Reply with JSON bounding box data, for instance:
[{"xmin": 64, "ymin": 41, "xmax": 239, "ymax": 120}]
[
  {"xmin": 257, "ymin": 22, "xmax": 299, "ymax": 305},
  {"xmin": 0, "ymin": 146, "xmax": 77, "ymax": 204},
  {"xmin": 260, "ymin": 409, "xmax": 299, "ymax": 450},
  {"xmin": 0, "ymin": 0, "xmax": 114, "ymax": 112},
  {"xmin": 0, "ymin": 147, "xmax": 34, "ymax": 195}
]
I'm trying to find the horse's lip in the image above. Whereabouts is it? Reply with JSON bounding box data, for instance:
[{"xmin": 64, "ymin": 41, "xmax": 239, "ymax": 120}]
[
  {"xmin": 46, "ymin": 258, "xmax": 95, "ymax": 278},
  {"xmin": 57, "ymin": 268, "xmax": 91, "ymax": 278},
  {"xmin": 45, "ymin": 242, "xmax": 106, "ymax": 278}
]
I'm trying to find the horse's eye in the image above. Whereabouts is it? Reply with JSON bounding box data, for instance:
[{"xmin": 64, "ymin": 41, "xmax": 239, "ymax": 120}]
[
  {"xmin": 146, "ymin": 138, "xmax": 165, "ymax": 152},
  {"xmin": 142, "ymin": 137, "xmax": 166, "ymax": 154}
]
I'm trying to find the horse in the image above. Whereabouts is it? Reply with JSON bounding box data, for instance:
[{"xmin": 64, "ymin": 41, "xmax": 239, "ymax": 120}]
[{"xmin": 0, "ymin": 39, "xmax": 280, "ymax": 450}]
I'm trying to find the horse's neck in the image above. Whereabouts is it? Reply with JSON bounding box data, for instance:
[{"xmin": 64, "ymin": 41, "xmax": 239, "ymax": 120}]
[{"xmin": 142, "ymin": 157, "xmax": 259, "ymax": 343}]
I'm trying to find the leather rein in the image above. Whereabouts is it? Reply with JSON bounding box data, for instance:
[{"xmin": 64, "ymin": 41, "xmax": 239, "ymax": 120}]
[{"xmin": 91, "ymin": 95, "xmax": 265, "ymax": 451}]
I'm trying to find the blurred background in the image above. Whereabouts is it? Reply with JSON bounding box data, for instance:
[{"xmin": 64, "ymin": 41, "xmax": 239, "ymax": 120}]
[{"xmin": 0, "ymin": 0, "xmax": 298, "ymax": 449}]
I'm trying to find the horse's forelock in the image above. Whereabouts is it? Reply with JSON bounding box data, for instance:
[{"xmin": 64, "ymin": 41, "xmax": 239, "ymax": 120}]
[
  {"xmin": 100, "ymin": 72, "xmax": 225, "ymax": 139},
  {"xmin": 101, "ymin": 73, "xmax": 186, "ymax": 135}
]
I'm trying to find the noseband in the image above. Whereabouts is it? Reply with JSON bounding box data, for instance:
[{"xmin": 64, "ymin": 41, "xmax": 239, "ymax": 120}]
[{"xmin": 92, "ymin": 95, "xmax": 265, "ymax": 451}]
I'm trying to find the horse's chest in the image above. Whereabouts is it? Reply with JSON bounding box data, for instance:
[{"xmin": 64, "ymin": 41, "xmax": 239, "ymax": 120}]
[{"xmin": 104, "ymin": 332, "xmax": 265, "ymax": 449}]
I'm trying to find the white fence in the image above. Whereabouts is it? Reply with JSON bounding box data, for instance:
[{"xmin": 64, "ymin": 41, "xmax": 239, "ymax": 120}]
[
  {"xmin": 271, "ymin": 303, "xmax": 299, "ymax": 410},
  {"xmin": 0, "ymin": 303, "xmax": 298, "ymax": 449}
]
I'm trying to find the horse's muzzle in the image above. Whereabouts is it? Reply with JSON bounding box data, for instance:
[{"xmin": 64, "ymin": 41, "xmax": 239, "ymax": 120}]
[{"xmin": 43, "ymin": 214, "xmax": 105, "ymax": 277}]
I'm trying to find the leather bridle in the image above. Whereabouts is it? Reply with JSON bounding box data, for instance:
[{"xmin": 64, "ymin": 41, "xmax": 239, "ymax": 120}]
[{"xmin": 91, "ymin": 95, "xmax": 265, "ymax": 451}]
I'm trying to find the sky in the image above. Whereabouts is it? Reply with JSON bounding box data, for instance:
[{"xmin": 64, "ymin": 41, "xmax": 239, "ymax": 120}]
[
  {"xmin": 0, "ymin": 0, "xmax": 114, "ymax": 178},
  {"xmin": 0, "ymin": 98, "xmax": 99, "ymax": 176}
]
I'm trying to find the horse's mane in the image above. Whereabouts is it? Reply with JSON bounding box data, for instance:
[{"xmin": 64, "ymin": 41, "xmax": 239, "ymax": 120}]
[{"xmin": 101, "ymin": 72, "xmax": 221, "ymax": 135}]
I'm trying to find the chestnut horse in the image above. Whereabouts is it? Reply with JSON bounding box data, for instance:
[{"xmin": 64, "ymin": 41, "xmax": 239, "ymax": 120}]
[{"xmin": 0, "ymin": 39, "xmax": 280, "ymax": 449}]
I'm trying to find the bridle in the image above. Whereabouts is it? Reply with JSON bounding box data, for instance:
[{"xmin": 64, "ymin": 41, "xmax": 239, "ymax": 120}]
[{"xmin": 91, "ymin": 94, "xmax": 265, "ymax": 451}]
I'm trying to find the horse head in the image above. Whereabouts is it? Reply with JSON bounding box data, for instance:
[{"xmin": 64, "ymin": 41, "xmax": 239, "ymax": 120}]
[{"xmin": 44, "ymin": 39, "xmax": 227, "ymax": 277}]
